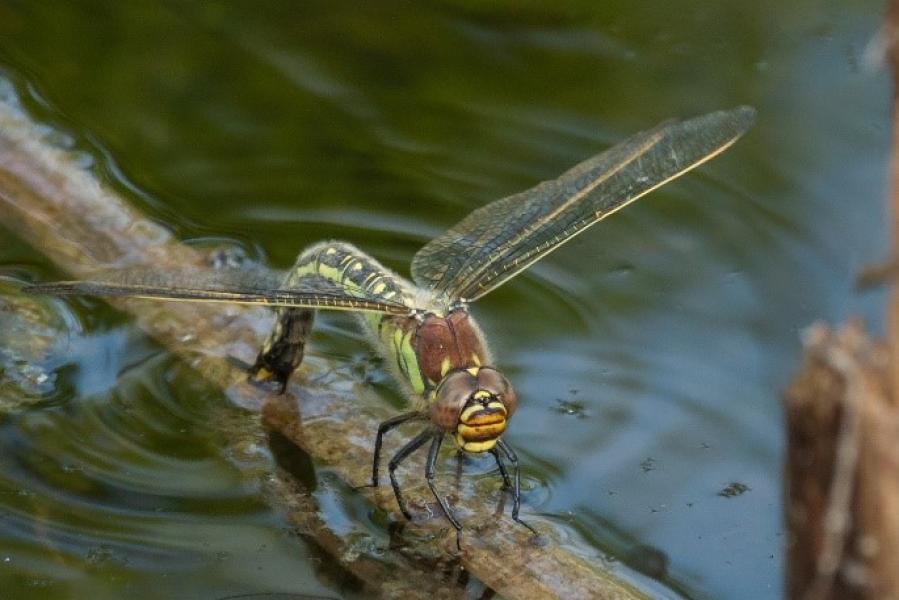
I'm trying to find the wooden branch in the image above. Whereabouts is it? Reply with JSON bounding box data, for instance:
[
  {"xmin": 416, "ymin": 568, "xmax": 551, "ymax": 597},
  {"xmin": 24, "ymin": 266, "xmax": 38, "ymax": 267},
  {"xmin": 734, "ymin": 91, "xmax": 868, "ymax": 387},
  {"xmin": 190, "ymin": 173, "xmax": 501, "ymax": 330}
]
[
  {"xmin": 887, "ymin": 0, "xmax": 899, "ymax": 391},
  {"xmin": 783, "ymin": 4, "xmax": 899, "ymax": 597},
  {"xmin": 784, "ymin": 322, "xmax": 899, "ymax": 599},
  {"xmin": 0, "ymin": 93, "xmax": 650, "ymax": 599}
]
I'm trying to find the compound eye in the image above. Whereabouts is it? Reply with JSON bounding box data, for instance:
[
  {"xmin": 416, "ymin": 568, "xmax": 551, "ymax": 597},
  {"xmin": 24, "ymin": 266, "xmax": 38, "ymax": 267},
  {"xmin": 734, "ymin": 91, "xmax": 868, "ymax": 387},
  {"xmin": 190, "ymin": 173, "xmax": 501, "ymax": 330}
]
[
  {"xmin": 476, "ymin": 367, "xmax": 517, "ymax": 418},
  {"xmin": 430, "ymin": 370, "xmax": 477, "ymax": 431}
]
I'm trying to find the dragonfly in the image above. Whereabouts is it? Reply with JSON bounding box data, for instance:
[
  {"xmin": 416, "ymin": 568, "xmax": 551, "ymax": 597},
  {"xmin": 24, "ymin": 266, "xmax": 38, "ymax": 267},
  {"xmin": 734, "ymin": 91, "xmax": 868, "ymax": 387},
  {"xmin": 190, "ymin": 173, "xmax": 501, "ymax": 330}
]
[{"xmin": 26, "ymin": 106, "xmax": 755, "ymax": 537}]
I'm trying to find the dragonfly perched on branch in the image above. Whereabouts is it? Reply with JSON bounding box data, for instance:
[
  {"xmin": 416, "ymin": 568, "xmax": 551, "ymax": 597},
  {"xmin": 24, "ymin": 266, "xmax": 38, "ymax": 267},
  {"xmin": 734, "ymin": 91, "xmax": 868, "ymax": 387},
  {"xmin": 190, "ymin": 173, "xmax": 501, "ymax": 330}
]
[{"xmin": 27, "ymin": 106, "xmax": 755, "ymax": 538}]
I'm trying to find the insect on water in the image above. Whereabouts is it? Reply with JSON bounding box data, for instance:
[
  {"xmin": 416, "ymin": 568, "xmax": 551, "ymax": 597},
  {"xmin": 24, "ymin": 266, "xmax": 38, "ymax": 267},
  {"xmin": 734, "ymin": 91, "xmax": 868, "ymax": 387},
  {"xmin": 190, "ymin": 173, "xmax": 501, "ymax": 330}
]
[{"xmin": 26, "ymin": 106, "xmax": 756, "ymax": 541}]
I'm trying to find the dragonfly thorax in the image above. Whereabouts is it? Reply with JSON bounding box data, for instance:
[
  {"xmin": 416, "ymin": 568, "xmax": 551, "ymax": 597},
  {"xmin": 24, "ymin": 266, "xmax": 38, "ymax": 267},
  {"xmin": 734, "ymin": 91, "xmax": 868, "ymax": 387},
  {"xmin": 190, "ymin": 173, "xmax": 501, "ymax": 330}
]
[{"xmin": 430, "ymin": 366, "xmax": 517, "ymax": 453}]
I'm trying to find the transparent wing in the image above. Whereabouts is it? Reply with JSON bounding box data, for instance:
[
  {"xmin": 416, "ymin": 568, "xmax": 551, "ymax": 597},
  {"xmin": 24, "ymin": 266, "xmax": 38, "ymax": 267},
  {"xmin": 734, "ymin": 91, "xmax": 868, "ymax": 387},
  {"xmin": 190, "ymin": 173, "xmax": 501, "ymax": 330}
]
[
  {"xmin": 25, "ymin": 265, "xmax": 412, "ymax": 315},
  {"xmin": 411, "ymin": 106, "xmax": 756, "ymax": 302}
]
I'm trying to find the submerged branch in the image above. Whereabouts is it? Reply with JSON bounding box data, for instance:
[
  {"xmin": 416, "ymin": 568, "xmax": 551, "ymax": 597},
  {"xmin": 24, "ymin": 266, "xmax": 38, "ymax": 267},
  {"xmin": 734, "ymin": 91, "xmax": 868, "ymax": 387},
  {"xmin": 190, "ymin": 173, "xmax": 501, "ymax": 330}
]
[{"xmin": 0, "ymin": 95, "xmax": 650, "ymax": 599}]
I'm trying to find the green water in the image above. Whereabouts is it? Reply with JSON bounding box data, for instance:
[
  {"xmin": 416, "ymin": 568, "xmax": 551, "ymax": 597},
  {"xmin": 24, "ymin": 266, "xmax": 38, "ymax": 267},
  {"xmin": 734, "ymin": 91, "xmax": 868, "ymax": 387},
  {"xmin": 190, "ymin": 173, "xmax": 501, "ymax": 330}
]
[{"xmin": 0, "ymin": 1, "xmax": 888, "ymax": 598}]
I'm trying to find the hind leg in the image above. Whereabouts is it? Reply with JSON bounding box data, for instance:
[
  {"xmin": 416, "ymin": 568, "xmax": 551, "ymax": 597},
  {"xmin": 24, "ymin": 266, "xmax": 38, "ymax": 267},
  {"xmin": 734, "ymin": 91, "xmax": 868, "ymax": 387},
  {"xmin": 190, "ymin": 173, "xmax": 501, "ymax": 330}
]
[{"xmin": 250, "ymin": 308, "xmax": 315, "ymax": 393}]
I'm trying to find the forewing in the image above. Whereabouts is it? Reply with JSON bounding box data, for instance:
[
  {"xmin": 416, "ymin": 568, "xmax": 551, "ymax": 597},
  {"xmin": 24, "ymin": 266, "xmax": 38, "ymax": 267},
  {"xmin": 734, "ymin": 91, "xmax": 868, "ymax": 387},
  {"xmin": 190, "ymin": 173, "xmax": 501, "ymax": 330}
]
[
  {"xmin": 25, "ymin": 265, "xmax": 411, "ymax": 315},
  {"xmin": 411, "ymin": 106, "xmax": 756, "ymax": 301}
]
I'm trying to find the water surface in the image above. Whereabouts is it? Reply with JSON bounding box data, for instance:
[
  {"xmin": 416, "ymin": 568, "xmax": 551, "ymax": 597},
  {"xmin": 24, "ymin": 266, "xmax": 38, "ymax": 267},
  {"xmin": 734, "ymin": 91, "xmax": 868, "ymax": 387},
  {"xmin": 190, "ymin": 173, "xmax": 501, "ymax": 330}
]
[{"xmin": 0, "ymin": 1, "xmax": 889, "ymax": 598}]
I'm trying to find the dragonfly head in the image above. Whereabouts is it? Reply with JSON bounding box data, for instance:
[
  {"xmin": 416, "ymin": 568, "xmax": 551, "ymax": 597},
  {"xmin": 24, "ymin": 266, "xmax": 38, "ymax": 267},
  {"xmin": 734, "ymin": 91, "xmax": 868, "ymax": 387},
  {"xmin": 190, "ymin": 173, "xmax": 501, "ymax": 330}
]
[{"xmin": 430, "ymin": 366, "xmax": 517, "ymax": 453}]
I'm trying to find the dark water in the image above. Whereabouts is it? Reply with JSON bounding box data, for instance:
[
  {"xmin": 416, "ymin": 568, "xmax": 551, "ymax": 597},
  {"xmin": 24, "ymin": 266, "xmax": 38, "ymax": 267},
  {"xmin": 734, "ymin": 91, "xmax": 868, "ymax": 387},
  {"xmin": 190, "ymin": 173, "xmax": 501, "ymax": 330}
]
[{"xmin": 0, "ymin": 1, "xmax": 888, "ymax": 598}]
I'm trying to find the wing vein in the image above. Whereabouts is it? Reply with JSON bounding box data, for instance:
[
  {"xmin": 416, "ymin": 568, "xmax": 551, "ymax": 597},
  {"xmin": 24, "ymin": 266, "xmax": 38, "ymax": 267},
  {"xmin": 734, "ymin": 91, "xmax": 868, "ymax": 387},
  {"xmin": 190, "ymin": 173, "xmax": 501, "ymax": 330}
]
[{"xmin": 411, "ymin": 106, "xmax": 756, "ymax": 302}]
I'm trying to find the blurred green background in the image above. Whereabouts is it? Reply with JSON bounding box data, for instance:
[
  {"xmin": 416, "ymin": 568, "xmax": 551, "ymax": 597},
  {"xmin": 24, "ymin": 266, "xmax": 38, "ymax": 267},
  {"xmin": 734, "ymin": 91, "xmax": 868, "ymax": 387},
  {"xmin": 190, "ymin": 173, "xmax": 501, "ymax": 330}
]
[{"xmin": 0, "ymin": 1, "xmax": 889, "ymax": 598}]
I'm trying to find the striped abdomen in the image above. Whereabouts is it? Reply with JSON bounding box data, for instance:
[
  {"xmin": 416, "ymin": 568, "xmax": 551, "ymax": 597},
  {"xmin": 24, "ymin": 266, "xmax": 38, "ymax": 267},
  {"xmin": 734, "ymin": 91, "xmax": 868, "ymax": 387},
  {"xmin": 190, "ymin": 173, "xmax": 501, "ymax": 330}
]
[
  {"xmin": 285, "ymin": 241, "xmax": 410, "ymax": 304},
  {"xmin": 253, "ymin": 241, "xmax": 411, "ymax": 390}
]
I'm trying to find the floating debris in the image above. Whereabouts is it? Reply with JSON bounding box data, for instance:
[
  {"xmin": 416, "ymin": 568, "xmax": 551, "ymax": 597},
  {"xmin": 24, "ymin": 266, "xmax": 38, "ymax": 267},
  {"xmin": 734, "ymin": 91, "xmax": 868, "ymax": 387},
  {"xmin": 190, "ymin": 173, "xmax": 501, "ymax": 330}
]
[
  {"xmin": 554, "ymin": 398, "xmax": 588, "ymax": 418},
  {"xmin": 718, "ymin": 482, "xmax": 750, "ymax": 498}
]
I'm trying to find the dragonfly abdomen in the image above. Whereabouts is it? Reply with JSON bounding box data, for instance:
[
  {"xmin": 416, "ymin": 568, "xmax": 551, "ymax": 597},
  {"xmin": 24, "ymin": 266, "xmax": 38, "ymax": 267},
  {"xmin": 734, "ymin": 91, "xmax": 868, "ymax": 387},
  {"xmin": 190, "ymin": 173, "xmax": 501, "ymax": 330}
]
[
  {"xmin": 287, "ymin": 241, "xmax": 409, "ymax": 303},
  {"xmin": 251, "ymin": 241, "xmax": 413, "ymax": 391}
]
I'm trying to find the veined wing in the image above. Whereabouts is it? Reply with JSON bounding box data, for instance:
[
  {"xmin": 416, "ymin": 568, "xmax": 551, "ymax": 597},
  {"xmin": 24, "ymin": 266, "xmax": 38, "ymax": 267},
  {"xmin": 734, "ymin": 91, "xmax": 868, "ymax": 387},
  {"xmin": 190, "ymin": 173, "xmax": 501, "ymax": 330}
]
[
  {"xmin": 411, "ymin": 106, "xmax": 756, "ymax": 302},
  {"xmin": 25, "ymin": 265, "xmax": 412, "ymax": 315}
]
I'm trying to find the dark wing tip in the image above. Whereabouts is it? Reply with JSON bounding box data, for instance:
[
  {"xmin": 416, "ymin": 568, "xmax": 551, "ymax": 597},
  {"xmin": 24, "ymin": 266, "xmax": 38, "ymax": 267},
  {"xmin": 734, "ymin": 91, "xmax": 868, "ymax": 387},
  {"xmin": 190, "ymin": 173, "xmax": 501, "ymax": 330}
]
[
  {"xmin": 684, "ymin": 105, "xmax": 757, "ymax": 141},
  {"xmin": 734, "ymin": 104, "xmax": 757, "ymax": 118},
  {"xmin": 720, "ymin": 105, "xmax": 757, "ymax": 136},
  {"xmin": 732, "ymin": 104, "xmax": 757, "ymax": 127}
]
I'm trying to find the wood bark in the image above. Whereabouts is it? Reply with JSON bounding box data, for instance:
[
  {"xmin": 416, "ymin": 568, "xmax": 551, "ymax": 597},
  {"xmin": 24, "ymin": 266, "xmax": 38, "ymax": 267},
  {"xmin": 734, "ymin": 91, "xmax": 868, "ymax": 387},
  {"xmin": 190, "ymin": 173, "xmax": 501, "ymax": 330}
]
[
  {"xmin": 783, "ymin": 3, "xmax": 899, "ymax": 598},
  {"xmin": 785, "ymin": 323, "xmax": 899, "ymax": 599}
]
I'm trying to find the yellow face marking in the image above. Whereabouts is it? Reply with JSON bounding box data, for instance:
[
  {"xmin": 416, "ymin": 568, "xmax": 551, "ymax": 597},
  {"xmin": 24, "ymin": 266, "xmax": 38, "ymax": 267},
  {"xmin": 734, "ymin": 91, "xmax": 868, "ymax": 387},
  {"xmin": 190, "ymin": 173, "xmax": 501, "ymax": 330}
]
[
  {"xmin": 440, "ymin": 357, "xmax": 452, "ymax": 377},
  {"xmin": 458, "ymin": 421, "xmax": 506, "ymax": 439},
  {"xmin": 464, "ymin": 411, "xmax": 505, "ymax": 428},
  {"xmin": 455, "ymin": 434, "xmax": 498, "ymax": 453},
  {"xmin": 460, "ymin": 404, "xmax": 481, "ymax": 423},
  {"xmin": 466, "ymin": 366, "xmax": 480, "ymax": 377},
  {"xmin": 472, "ymin": 390, "xmax": 490, "ymax": 400},
  {"xmin": 471, "ymin": 353, "xmax": 481, "ymax": 366},
  {"xmin": 459, "ymin": 401, "xmax": 506, "ymax": 424}
]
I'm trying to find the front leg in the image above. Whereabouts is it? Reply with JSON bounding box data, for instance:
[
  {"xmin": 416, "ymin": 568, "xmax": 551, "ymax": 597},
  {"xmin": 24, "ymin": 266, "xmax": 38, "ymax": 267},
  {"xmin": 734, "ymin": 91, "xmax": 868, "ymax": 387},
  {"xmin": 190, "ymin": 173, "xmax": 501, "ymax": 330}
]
[
  {"xmin": 367, "ymin": 412, "xmax": 425, "ymax": 487},
  {"xmin": 496, "ymin": 438, "xmax": 538, "ymax": 536},
  {"xmin": 424, "ymin": 434, "xmax": 462, "ymax": 531},
  {"xmin": 489, "ymin": 447, "xmax": 513, "ymax": 489},
  {"xmin": 387, "ymin": 428, "xmax": 435, "ymax": 520},
  {"xmin": 250, "ymin": 307, "xmax": 315, "ymax": 393}
]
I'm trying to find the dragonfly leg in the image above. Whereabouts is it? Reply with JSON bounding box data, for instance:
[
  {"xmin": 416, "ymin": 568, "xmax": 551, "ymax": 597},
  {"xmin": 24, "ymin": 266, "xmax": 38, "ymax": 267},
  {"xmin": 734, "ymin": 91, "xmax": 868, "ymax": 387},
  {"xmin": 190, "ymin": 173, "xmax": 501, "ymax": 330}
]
[
  {"xmin": 388, "ymin": 428, "xmax": 435, "ymax": 520},
  {"xmin": 366, "ymin": 412, "xmax": 424, "ymax": 487},
  {"xmin": 250, "ymin": 308, "xmax": 315, "ymax": 393},
  {"xmin": 424, "ymin": 434, "xmax": 462, "ymax": 531},
  {"xmin": 496, "ymin": 438, "xmax": 538, "ymax": 536},
  {"xmin": 489, "ymin": 447, "xmax": 513, "ymax": 489}
]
